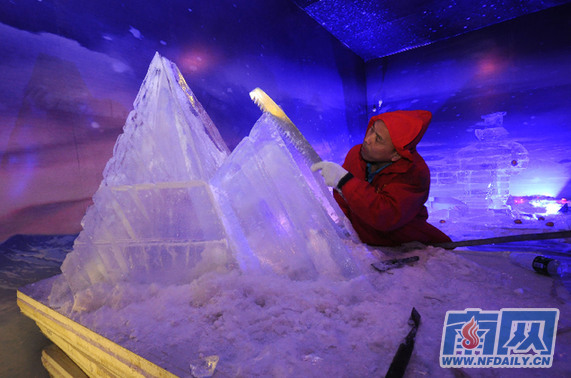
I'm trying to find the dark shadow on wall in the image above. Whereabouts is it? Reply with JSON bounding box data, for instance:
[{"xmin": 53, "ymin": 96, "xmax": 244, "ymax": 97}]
[{"xmin": 331, "ymin": 34, "xmax": 368, "ymax": 145}]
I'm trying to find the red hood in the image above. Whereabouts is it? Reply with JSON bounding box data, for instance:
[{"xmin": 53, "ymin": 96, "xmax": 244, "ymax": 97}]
[{"xmin": 367, "ymin": 110, "xmax": 431, "ymax": 160}]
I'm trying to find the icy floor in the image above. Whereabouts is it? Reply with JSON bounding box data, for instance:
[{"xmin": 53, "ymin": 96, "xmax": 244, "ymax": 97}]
[{"xmin": 4, "ymin": 235, "xmax": 571, "ymax": 377}]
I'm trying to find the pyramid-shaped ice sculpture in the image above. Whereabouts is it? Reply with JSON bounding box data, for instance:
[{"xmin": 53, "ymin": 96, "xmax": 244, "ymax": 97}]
[
  {"xmin": 53, "ymin": 53, "xmax": 234, "ymax": 306},
  {"xmin": 50, "ymin": 53, "xmax": 361, "ymax": 310}
]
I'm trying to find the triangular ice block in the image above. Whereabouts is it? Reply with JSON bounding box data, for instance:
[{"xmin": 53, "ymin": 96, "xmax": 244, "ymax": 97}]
[
  {"xmin": 103, "ymin": 52, "xmax": 230, "ymax": 185},
  {"xmin": 51, "ymin": 54, "xmax": 235, "ymax": 309},
  {"xmin": 211, "ymin": 114, "xmax": 361, "ymax": 281}
]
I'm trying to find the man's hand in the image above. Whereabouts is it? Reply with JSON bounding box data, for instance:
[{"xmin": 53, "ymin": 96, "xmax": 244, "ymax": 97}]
[{"xmin": 311, "ymin": 161, "xmax": 349, "ymax": 188}]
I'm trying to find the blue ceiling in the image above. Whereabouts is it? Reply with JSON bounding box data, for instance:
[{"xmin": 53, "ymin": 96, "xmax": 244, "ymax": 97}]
[{"xmin": 292, "ymin": 0, "xmax": 571, "ymax": 60}]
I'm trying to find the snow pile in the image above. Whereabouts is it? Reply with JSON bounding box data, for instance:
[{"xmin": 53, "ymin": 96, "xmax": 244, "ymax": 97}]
[{"xmin": 54, "ymin": 245, "xmax": 569, "ymax": 377}]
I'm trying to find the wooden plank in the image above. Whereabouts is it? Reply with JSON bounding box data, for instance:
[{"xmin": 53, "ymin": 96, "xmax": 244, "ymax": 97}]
[
  {"xmin": 17, "ymin": 287, "xmax": 178, "ymax": 378},
  {"xmin": 42, "ymin": 344, "xmax": 89, "ymax": 378}
]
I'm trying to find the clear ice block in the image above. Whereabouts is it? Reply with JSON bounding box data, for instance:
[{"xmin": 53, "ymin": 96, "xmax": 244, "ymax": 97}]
[
  {"xmin": 102, "ymin": 52, "xmax": 229, "ymax": 186},
  {"xmin": 211, "ymin": 114, "xmax": 360, "ymax": 281},
  {"xmin": 50, "ymin": 53, "xmax": 234, "ymax": 306}
]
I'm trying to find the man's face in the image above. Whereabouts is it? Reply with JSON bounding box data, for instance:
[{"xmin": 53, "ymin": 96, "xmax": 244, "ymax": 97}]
[{"xmin": 360, "ymin": 120, "xmax": 400, "ymax": 163}]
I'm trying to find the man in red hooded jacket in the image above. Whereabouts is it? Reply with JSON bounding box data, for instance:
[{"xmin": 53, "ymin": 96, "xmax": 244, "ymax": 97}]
[{"xmin": 311, "ymin": 110, "xmax": 451, "ymax": 246}]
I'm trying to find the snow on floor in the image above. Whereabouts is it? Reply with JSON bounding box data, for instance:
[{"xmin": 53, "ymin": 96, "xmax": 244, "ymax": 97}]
[{"xmin": 40, "ymin": 242, "xmax": 570, "ymax": 377}]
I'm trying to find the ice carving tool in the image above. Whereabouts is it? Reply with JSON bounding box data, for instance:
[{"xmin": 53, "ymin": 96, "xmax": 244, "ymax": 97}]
[
  {"xmin": 371, "ymin": 256, "xmax": 420, "ymax": 273},
  {"xmin": 249, "ymin": 88, "xmax": 322, "ymax": 165},
  {"xmin": 385, "ymin": 307, "xmax": 421, "ymax": 378},
  {"xmin": 434, "ymin": 230, "xmax": 571, "ymax": 249}
]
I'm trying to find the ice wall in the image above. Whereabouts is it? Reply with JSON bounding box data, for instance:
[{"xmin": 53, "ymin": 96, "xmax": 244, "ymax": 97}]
[{"xmin": 50, "ymin": 54, "xmax": 361, "ymax": 310}]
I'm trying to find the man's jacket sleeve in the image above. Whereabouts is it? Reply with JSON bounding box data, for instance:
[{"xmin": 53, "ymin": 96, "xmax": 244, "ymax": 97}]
[
  {"xmin": 333, "ymin": 190, "xmax": 350, "ymax": 218},
  {"xmin": 339, "ymin": 173, "xmax": 428, "ymax": 232}
]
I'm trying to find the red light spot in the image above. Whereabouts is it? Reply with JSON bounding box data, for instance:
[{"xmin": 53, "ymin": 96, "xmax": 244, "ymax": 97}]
[
  {"xmin": 479, "ymin": 60, "xmax": 497, "ymax": 75},
  {"xmin": 179, "ymin": 47, "xmax": 216, "ymax": 73}
]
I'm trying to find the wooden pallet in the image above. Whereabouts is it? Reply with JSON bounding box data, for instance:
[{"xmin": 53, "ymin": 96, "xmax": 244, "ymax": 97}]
[
  {"xmin": 17, "ymin": 278, "xmax": 177, "ymax": 378},
  {"xmin": 42, "ymin": 344, "xmax": 89, "ymax": 378}
]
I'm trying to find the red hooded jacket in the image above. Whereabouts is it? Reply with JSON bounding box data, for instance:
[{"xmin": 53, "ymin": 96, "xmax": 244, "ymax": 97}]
[{"xmin": 333, "ymin": 110, "xmax": 451, "ymax": 246}]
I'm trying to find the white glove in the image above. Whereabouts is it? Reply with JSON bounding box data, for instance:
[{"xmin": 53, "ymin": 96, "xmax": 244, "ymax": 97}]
[{"xmin": 311, "ymin": 161, "xmax": 349, "ymax": 188}]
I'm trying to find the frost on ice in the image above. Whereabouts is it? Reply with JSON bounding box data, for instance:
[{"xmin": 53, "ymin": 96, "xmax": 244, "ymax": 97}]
[{"xmin": 49, "ymin": 53, "xmax": 361, "ymax": 310}]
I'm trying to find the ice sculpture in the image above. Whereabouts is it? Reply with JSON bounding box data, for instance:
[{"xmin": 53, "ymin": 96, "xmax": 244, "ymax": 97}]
[
  {"xmin": 212, "ymin": 114, "xmax": 360, "ymax": 281},
  {"xmin": 457, "ymin": 112, "xmax": 528, "ymax": 210},
  {"xmin": 102, "ymin": 53, "xmax": 230, "ymax": 185},
  {"xmin": 50, "ymin": 53, "xmax": 235, "ymax": 308},
  {"xmin": 50, "ymin": 53, "xmax": 360, "ymax": 310}
]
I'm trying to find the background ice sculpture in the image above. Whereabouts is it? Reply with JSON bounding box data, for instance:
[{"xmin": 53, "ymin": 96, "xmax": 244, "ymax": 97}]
[
  {"xmin": 427, "ymin": 112, "xmax": 529, "ymax": 219},
  {"xmin": 456, "ymin": 112, "xmax": 529, "ymax": 211},
  {"xmin": 50, "ymin": 54, "xmax": 361, "ymax": 310}
]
